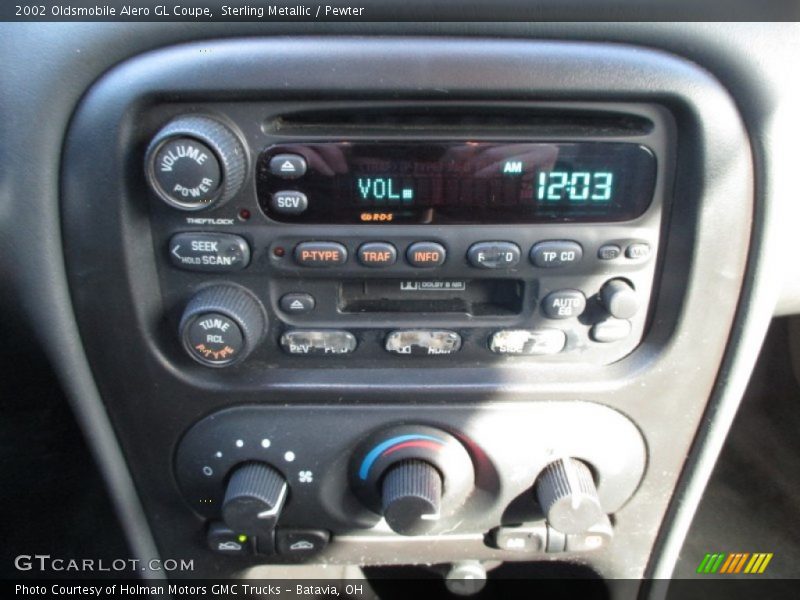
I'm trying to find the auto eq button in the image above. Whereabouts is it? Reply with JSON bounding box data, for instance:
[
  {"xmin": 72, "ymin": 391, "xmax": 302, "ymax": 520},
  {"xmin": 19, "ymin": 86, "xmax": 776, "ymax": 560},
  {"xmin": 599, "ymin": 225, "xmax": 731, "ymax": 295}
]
[
  {"xmin": 294, "ymin": 242, "xmax": 348, "ymax": 267},
  {"xmin": 169, "ymin": 232, "xmax": 250, "ymax": 272},
  {"xmin": 541, "ymin": 290, "xmax": 587, "ymax": 319},
  {"xmin": 385, "ymin": 330, "xmax": 462, "ymax": 356}
]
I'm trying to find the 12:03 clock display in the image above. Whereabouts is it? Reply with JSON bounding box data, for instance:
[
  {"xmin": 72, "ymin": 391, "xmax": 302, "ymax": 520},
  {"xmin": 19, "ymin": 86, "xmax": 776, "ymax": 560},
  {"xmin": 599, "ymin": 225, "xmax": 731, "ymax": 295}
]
[{"xmin": 257, "ymin": 141, "xmax": 656, "ymax": 224}]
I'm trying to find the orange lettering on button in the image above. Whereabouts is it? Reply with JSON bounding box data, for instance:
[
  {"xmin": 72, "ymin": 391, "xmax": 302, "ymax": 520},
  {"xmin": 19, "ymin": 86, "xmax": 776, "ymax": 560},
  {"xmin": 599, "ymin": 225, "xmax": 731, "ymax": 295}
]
[
  {"xmin": 364, "ymin": 251, "xmax": 391, "ymax": 262},
  {"xmin": 414, "ymin": 251, "xmax": 440, "ymax": 263},
  {"xmin": 302, "ymin": 250, "xmax": 340, "ymax": 262}
]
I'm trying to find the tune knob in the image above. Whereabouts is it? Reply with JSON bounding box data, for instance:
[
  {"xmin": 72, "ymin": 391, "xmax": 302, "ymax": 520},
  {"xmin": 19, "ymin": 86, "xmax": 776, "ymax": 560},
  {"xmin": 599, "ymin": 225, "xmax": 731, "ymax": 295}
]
[
  {"xmin": 145, "ymin": 115, "xmax": 246, "ymax": 211},
  {"xmin": 222, "ymin": 463, "xmax": 288, "ymax": 537},
  {"xmin": 381, "ymin": 460, "xmax": 443, "ymax": 536},
  {"xmin": 535, "ymin": 458, "xmax": 604, "ymax": 534},
  {"xmin": 599, "ymin": 279, "xmax": 639, "ymax": 319},
  {"xmin": 179, "ymin": 285, "xmax": 267, "ymax": 367}
]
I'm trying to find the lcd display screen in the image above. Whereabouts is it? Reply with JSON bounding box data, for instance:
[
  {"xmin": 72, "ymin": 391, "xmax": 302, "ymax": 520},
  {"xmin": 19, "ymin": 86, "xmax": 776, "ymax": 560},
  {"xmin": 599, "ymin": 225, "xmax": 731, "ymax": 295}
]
[{"xmin": 257, "ymin": 142, "xmax": 656, "ymax": 224}]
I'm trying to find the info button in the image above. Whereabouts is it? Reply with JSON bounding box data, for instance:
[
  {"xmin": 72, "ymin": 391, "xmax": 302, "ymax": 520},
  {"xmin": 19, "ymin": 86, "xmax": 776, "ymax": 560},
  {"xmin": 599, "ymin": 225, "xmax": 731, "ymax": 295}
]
[
  {"xmin": 406, "ymin": 242, "xmax": 446, "ymax": 268},
  {"xmin": 294, "ymin": 242, "xmax": 348, "ymax": 267}
]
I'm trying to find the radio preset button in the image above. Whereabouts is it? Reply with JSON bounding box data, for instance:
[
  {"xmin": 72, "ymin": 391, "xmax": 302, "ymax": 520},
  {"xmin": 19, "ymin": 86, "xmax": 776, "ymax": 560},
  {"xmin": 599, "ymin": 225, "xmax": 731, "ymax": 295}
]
[
  {"xmin": 591, "ymin": 318, "xmax": 632, "ymax": 343},
  {"xmin": 406, "ymin": 242, "xmax": 446, "ymax": 268},
  {"xmin": 294, "ymin": 242, "xmax": 348, "ymax": 267},
  {"xmin": 489, "ymin": 329, "xmax": 566, "ymax": 355},
  {"xmin": 169, "ymin": 232, "xmax": 250, "ymax": 272},
  {"xmin": 598, "ymin": 244, "xmax": 622, "ymax": 260},
  {"xmin": 358, "ymin": 242, "xmax": 398, "ymax": 268},
  {"xmin": 385, "ymin": 330, "xmax": 462, "ymax": 356},
  {"xmin": 280, "ymin": 330, "xmax": 357, "ymax": 355},
  {"xmin": 467, "ymin": 242, "xmax": 521, "ymax": 269},
  {"xmin": 541, "ymin": 290, "xmax": 586, "ymax": 320},
  {"xmin": 279, "ymin": 293, "xmax": 316, "ymax": 314},
  {"xmin": 531, "ymin": 241, "xmax": 583, "ymax": 268},
  {"xmin": 268, "ymin": 154, "xmax": 307, "ymax": 179},
  {"xmin": 270, "ymin": 191, "xmax": 308, "ymax": 215},
  {"xmin": 625, "ymin": 242, "xmax": 652, "ymax": 260}
]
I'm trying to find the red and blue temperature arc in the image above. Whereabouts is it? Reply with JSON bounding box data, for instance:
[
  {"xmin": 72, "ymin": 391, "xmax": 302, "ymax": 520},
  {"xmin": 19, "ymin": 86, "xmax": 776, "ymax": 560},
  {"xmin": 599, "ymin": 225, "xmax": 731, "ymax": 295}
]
[{"xmin": 358, "ymin": 434, "xmax": 445, "ymax": 480}]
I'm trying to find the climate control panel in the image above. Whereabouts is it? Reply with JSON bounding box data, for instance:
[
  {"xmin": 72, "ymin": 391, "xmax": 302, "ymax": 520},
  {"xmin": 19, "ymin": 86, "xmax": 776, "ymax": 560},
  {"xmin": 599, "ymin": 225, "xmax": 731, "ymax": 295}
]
[{"xmin": 174, "ymin": 402, "xmax": 645, "ymax": 563}]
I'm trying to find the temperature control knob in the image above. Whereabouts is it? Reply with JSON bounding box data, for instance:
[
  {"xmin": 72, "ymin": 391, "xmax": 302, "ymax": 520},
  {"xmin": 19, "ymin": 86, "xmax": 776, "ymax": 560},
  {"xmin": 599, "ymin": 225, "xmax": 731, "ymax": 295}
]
[
  {"xmin": 350, "ymin": 425, "xmax": 474, "ymax": 537},
  {"xmin": 535, "ymin": 458, "xmax": 604, "ymax": 535},
  {"xmin": 222, "ymin": 463, "xmax": 288, "ymax": 537},
  {"xmin": 381, "ymin": 460, "xmax": 443, "ymax": 536},
  {"xmin": 599, "ymin": 279, "xmax": 639, "ymax": 319},
  {"xmin": 179, "ymin": 285, "xmax": 266, "ymax": 367},
  {"xmin": 145, "ymin": 115, "xmax": 246, "ymax": 211}
]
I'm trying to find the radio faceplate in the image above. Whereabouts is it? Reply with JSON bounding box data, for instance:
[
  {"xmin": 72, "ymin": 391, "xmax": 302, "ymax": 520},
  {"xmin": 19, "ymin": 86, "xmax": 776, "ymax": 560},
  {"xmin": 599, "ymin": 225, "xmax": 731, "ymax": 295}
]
[{"xmin": 145, "ymin": 101, "xmax": 673, "ymax": 368}]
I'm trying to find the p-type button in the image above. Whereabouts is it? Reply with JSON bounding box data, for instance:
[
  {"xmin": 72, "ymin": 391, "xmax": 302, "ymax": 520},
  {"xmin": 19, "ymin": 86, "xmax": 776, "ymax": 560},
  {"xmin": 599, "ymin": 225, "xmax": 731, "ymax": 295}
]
[{"xmin": 294, "ymin": 242, "xmax": 348, "ymax": 267}]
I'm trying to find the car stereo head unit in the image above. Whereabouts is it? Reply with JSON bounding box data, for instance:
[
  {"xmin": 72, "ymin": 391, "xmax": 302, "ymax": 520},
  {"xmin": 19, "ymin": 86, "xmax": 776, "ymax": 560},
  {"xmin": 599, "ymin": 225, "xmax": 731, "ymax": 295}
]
[{"xmin": 256, "ymin": 141, "xmax": 656, "ymax": 224}]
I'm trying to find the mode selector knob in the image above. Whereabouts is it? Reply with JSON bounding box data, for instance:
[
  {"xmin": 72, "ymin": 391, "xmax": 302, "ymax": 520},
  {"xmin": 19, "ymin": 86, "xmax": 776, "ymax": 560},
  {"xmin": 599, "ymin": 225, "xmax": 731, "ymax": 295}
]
[
  {"xmin": 145, "ymin": 115, "xmax": 246, "ymax": 211},
  {"xmin": 381, "ymin": 460, "xmax": 443, "ymax": 536},
  {"xmin": 179, "ymin": 285, "xmax": 266, "ymax": 367},
  {"xmin": 535, "ymin": 458, "xmax": 604, "ymax": 535},
  {"xmin": 222, "ymin": 463, "xmax": 288, "ymax": 537}
]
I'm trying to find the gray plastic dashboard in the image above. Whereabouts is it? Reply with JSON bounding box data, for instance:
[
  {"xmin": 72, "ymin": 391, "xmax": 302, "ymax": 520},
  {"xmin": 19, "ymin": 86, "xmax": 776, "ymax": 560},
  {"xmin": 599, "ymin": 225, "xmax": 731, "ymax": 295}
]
[{"xmin": 1, "ymin": 21, "xmax": 799, "ymax": 595}]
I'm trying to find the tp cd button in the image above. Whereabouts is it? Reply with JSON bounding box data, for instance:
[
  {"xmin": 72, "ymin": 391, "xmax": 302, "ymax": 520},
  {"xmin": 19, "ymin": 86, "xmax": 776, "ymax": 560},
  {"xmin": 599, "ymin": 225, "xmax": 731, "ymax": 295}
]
[
  {"xmin": 467, "ymin": 242, "xmax": 521, "ymax": 269},
  {"xmin": 169, "ymin": 232, "xmax": 250, "ymax": 272},
  {"xmin": 294, "ymin": 242, "xmax": 348, "ymax": 267},
  {"xmin": 541, "ymin": 290, "xmax": 586, "ymax": 319},
  {"xmin": 385, "ymin": 330, "xmax": 462, "ymax": 356},
  {"xmin": 531, "ymin": 241, "xmax": 583, "ymax": 268},
  {"xmin": 406, "ymin": 242, "xmax": 446, "ymax": 268}
]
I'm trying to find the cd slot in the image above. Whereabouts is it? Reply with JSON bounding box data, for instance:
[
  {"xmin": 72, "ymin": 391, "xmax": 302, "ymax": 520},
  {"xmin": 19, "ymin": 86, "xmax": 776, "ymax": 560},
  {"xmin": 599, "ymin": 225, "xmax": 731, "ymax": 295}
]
[{"xmin": 338, "ymin": 279, "xmax": 523, "ymax": 315}]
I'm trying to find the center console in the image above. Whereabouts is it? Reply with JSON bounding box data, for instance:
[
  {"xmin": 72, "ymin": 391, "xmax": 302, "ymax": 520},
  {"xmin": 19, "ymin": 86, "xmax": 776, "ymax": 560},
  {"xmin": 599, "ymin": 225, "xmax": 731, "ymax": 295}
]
[{"xmin": 60, "ymin": 38, "xmax": 752, "ymax": 583}]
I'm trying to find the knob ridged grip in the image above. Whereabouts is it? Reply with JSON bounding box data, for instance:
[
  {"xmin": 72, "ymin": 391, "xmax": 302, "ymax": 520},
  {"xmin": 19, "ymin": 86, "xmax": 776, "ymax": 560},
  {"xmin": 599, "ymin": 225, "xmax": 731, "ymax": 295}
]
[
  {"xmin": 179, "ymin": 285, "xmax": 266, "ymax": 367},
  {"xmin": 222, "ymin": 463, "xmax": 288, "ymax": 536},
  {"xmin": 382, "ymin": 460, "xmax": 443, "ymax": 536},
  {"xmin": 535, "ymin": 458, "xmax": 604, "ymax": 535},
  {"xmin": 145, "ymin": 115, "xmax": 246, "ymax": 211}
]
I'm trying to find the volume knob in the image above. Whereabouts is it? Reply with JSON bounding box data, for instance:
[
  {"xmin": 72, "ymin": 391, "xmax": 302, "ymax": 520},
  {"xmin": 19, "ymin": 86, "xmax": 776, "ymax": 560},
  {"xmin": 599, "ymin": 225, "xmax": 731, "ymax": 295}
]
[
  {"xmin": 535, "ymin": 458, "xmax": 604, "ymax": 534},
  {"xmin": 145, "ymin": 115, "xmax": 246, "ymax": 211}
]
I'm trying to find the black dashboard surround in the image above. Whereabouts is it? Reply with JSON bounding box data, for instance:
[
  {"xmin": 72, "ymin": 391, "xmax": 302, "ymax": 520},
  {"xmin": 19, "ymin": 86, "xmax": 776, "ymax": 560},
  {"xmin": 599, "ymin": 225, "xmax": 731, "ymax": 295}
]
[{"xmin": 58, "ymin": 37, "xmax": 754, "ymax": 585}]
